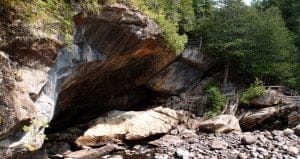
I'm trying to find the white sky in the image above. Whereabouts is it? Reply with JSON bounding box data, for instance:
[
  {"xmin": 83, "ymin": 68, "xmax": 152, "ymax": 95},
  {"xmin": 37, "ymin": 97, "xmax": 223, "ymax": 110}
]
[{"xmin": 243, "ymin": 0, "xmax": 252, "ymax": 5}]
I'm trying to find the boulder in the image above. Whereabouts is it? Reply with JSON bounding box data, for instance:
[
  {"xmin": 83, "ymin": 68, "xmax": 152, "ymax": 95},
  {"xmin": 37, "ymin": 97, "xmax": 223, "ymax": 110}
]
[
  {"xmin": 239, "ymin": 107, "xmax": 279, "ymax": 130},
  {"xmin": 250, "ymin": 90, "xmax": 282, "ymax": 107},
  {"xmin": 239, "ymin": 104, "xmax": 298, "ymax": 130},
  {"xmin": 76, "ymin": 107, "xmax": 178, "ymax": 146},
  {"xmin": 147, "ymin": 61, "xmax": 202, "ymax": 95},
  {"xmin": 198, "ymin": 115, "xmax": 241, "ymax": 133}
]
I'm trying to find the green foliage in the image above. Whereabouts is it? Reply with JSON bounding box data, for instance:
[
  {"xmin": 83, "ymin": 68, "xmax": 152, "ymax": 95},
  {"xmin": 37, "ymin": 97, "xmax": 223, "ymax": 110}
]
[
  {"xmin": 129, "ymin": 0, "xmax": 192, "ymax": 53},
  {"xmin": 240, "ymin": 78, "xmax": 266, "ymax": 104},
  {"xmin": 205, "ymin": 85, "xmax": 227, "ymax": 117},
  {"xmin": 200, "ymin": 0, "xmax": 296, "ymax": 86},
  {"xmin": 243, "ymin": 7, "xmax": 296, "ymax": 86},
  {"xmin": 81, "ymin": 0, "xmax": 101, "ymax": 15},
  {"xmin": 1, "ymin": 0, "xmax": 75, "ymax": 43}
]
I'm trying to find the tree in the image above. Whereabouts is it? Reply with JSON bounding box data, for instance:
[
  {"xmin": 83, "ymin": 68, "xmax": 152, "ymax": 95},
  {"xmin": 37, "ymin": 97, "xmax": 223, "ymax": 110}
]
[
  {"xmin": 243, "ymin": 7, "xmax": 296, "ymax": 85},
  {"xmin": 202, "ymin": 0, "xmax": 296, "ymax": 86},
  {"xmin": 203, "ymin": 0, "xmax": 254, "ymax": 86}
]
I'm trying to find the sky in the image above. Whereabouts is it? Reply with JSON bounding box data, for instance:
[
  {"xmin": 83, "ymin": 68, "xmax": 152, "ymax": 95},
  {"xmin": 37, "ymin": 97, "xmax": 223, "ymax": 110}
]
[{"xmin": 243, "ymin": 0, "xmax": 252, "ymax": 5}]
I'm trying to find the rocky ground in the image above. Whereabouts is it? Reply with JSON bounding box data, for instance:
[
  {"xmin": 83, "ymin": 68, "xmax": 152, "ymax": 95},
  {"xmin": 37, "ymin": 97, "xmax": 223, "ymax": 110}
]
[
  {"xmin": 105, "ymin": 126, "xmax": 300, "ymax": 159},
  {"xmin": 36, "ymin": 124, "xmax": 300, "ymax": 159}
]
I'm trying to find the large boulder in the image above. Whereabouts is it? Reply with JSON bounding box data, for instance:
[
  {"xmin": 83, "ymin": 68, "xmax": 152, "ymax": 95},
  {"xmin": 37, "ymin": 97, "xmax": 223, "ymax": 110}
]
[
  {"xmin": 239, "ymin": 104, "xmax": 299, "ymax": 130},
  {"xmin": 75, "ymin": 107, "xmax": 178, "ymax": 147},
  {"xmin": 197, "ymin": 115, "xmax": 241, "ymax": 133},
  {"xmin": 250, "ymin": 89, "xmax": 283, "ymax": 107}
]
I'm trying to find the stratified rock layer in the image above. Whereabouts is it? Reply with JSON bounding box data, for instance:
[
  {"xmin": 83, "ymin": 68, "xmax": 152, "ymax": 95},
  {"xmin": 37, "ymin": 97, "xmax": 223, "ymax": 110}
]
[{"xmin": 52, "ymin": 2, "xmax": 176, "ymax": 128}]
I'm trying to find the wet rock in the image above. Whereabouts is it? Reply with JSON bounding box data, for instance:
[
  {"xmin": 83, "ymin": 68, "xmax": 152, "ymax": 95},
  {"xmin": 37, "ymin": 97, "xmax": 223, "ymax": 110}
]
[
  {"xmin": 241, "ymin": 135, "xmax": 257, "ymax": 145},
  {"xmin": 76, "ymin": 107, "xmax": 178, "ymax": 146},
  {"xmin": 211, "ymin": 139, "xmax": 228, "ymax": 150},
  {"xmin": 198, "ymin": 115, "xmax": 241, "ymax": 133}
]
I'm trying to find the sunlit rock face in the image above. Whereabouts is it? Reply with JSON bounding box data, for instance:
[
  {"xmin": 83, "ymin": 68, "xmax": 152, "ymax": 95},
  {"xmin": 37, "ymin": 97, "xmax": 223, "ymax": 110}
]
[{"xmin": 0, "ymin": 9, "xmax": 62, "ymax": 156}]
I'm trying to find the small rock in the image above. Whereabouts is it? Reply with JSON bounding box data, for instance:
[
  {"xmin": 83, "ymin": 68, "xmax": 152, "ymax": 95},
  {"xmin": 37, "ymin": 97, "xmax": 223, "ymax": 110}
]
[
  {"xmin": 258, "ymin": 154, "xmax": 264, "ymax": 159},
  {"xmin": 241, "ymin": 135, "xmax": 257, "ymax": 145},
  {"xmin": 294, "ymin": 124, "xmax": 300, "ymax": 137},
  {"xmin": 102, "ymin": 155, "xmax": 123, "ymax": 159},
  {"xmin": 257, "ymin": 147, "xmax": 268, "ymax": 155},
  {"xmin": 287, "ymin": 146, "xmax": 299, "ymax": 156},
  {"xmin": 251, "ymin": 151, "xmax": 259, "ymax": 158},
  {"xmin": 282, "ymin": 145, "xmax": 288, "ymax": 150},
  {"xmin": 272, "ymin": 130, "xmax": 283, "ymax": 136},
  {"xmin": 176, "ymin": 148, "xmax": 190, "ymax": 159},
  {"xmin": 238, "ymin": 153, "xmax": 248, "ymax": 159},
  {"xmin": 154, "ymin": 153, "xmax": 169, "ymax": 159},
  {"xmin": 283, "ymin": 128, "xmax": 294, "ymax": 136},
  {"xmin": 211, "ymin": 139, "xmax": 228, "ymax": 150}
]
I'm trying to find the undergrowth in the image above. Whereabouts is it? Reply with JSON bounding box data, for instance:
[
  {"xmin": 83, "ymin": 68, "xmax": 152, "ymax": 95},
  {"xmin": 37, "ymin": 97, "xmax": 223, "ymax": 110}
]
[
  {"xmin": 204, "ymin": 85, "xmax": 227, "ymax": 117},
  {"xmin": 240, "ymin": 78, "xmax": 266, "ymax": 104}
]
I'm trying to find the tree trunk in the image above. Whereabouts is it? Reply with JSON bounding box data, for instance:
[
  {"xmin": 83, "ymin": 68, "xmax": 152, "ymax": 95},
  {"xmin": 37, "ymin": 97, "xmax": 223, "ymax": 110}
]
[{"xmin": 223, "ymin": 60, "xmax": 229, "ymax": 87}]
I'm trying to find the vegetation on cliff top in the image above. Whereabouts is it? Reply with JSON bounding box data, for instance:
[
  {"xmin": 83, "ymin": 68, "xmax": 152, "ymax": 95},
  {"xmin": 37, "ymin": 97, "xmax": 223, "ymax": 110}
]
[{"xmin": 1, "ymin": 0, "xmax": 74, "ymax": 43}]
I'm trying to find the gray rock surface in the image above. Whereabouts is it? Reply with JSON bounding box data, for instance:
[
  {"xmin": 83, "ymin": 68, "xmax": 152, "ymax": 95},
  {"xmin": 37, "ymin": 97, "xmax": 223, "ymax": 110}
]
[{"xmin": 241, "ymin": 135, "xmax": 257, "ymax": 145}]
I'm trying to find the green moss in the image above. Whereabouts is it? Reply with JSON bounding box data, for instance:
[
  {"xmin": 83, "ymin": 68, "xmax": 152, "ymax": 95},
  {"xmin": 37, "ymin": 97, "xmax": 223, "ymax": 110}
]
[
  {"xmin": 205, "ymin": 86, "xmax": 227, "ymax": 117},
  {"xmin": 240, "ymin": 78, "xmax": 266, "ymax": 104}
]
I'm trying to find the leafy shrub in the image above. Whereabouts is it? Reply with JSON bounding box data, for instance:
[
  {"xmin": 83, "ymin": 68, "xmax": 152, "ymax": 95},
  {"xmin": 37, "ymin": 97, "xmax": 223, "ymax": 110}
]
[
  {"xmin": 240, "ymin": 78, "xmax": 265, "ymax": 104},
  {"xmin": 205, "ymin": 86, "xmax": 227, "ymax": 117}
]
